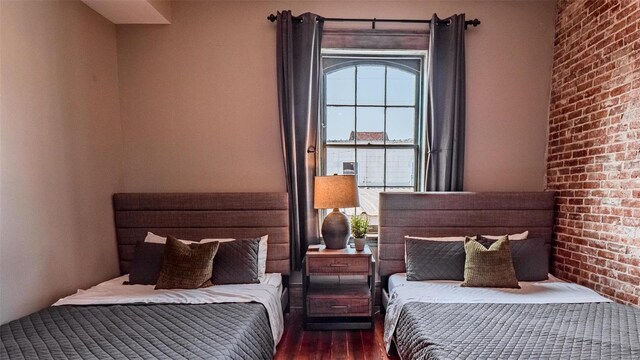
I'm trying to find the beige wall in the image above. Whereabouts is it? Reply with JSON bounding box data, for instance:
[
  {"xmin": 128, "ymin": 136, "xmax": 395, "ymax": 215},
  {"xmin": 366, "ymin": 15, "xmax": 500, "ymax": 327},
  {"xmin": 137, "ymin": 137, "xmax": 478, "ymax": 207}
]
[
  {"xmin": 0, "ymin": 0, "xmax": 556, "ymax": 323},
  {"xmin": 117, "ymin": 0, "xmax": 556, "ymax": 192},
  {"xmin": 0, "ymin": 0, "xmax": 124, "ymax": 323}
]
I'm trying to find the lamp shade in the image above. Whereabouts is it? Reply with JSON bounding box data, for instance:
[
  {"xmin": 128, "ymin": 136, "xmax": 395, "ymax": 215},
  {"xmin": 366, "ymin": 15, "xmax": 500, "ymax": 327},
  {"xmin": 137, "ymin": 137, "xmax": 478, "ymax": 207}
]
[{"xmin": 314, "ymin": 175, "xmax": 360, "ymax": 209}]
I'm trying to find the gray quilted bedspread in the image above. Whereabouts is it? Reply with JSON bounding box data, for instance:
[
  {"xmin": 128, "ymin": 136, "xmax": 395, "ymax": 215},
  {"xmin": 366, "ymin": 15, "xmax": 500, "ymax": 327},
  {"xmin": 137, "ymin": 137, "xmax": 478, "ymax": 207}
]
[
  {"xmin": 395, "ymin": 302, "xmax": 640, "ymax": 360},
  {"xmin": 0, "ymin": 303, "xmax": 273, "ymax": 360}
]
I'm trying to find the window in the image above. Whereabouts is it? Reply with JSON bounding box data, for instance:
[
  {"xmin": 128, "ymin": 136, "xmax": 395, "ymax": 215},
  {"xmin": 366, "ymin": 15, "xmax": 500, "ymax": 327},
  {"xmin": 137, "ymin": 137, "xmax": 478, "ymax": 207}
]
[
  {"xmin": 320, "ymin": 52, "xmax": 426, "ymax": 224},
  {"xmin": 342, "ymin": 161, "xmax": 357, "ymax": 175}
]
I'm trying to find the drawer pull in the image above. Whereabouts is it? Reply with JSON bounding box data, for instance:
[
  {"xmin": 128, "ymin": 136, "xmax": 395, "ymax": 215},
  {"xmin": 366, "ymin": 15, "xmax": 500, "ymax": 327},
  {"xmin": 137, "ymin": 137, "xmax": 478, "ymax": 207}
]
[
  {"xmin": 330, "ymin": 305, "xmax": 348, "ymax": 309},
  {"xmin": 330, "ymin": 263, "xmax": 349, "ymax": 267}
]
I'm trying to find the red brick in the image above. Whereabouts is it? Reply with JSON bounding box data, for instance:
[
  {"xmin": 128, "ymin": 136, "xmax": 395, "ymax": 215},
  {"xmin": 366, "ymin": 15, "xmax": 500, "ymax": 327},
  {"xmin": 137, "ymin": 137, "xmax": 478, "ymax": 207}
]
[{"xmin": 547, "ymin": 0, "xmax": 640, "ymax": 307}]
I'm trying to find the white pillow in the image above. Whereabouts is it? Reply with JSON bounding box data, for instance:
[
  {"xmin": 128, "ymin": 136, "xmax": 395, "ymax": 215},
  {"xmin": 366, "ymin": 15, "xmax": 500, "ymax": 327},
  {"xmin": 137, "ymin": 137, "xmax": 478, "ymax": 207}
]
[
  {"xmin": 480, "ymin": 231, "xmax": 528, "ymax": 240},
  {"xmin": 404, "ymin": 235, "xmax": 466, "ymax": 242},
  {"xmin": 404, "ymin": 231, "xmax": 528, "ymax": 242},
  {"xmin": 255, "ymin": 236, "xmax": 268, "ymax": 280},
  {"xmin": 144, "ymin": 232, "xmax": 231, "ymax": 245},
  {"xmin": 144, "ymin": 232, "xmax": 269, "ymax": 280}
]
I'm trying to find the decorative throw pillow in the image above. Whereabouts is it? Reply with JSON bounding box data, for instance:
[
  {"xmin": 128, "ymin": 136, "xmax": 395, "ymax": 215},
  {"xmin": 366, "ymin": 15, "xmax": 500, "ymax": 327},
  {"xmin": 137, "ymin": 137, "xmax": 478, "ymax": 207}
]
[
  {"xmin": 461, "ymin": 236, "xmax": 520, "ymax": 288},
  {"xmin": 477, "ymin": 235, "xmax": 549, "ymax": 281},
  {"xmin": 126, "ymin": 241, "xmax": 165, "ymax": 285},
  {"xmin": 212, "ymin": 237, "xmax": 261, "ymax": 285},
  {"xmin": 405, "ymin": 238, "xmax": 466, "ymax": 281},
  {"xmin": 155, "ymin": 236, "xmax": 219, "ymax": 290}
]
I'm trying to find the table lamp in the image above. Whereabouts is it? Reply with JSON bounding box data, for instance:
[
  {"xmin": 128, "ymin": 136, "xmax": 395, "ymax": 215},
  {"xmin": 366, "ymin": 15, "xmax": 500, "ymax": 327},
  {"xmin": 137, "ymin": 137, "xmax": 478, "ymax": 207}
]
[{"xmin": 314, "ymin": 174, "xmax": 360, "ymax": 249}]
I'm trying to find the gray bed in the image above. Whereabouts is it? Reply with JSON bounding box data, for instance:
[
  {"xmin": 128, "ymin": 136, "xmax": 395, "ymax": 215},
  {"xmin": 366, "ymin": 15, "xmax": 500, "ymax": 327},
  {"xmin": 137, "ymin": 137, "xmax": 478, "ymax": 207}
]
[
  {"xmin": 1, "ymin": 192, "xmax": 290, "ymax": 360},
  {"xmin": 378, "ymin": 192, "xmax": 640, "ymax": 360}
]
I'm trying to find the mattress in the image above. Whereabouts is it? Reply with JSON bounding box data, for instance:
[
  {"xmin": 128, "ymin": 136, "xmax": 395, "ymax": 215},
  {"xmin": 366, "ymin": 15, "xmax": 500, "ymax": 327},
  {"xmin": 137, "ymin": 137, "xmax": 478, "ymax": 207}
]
[
  {"xmin": 385, "ymin": 274, "xmax": 640, "ymax": 360},
  {"xmin": 1, "ymin": 274, "xmax": 285, "ymax": 360}
]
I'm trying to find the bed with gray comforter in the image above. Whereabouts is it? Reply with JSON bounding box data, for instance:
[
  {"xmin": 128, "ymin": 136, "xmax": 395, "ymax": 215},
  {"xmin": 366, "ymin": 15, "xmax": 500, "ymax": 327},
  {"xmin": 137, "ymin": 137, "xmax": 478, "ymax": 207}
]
[
  {"xmin": 0, "ymin": 302, "xmax": 273, "ymax": 360},
  {"xmin": 378, "ymin": 193, "xmax": 640, "ymax": 360},
  {"xmin": 394, "ymin": 301, "xmax": 640, "ymax": 360}
]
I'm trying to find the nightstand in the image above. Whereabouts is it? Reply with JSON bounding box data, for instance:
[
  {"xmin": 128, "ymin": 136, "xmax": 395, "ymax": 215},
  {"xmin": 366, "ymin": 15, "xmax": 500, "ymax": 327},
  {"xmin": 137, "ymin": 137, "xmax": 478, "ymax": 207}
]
[{"xmin": 303, "ymin": 245, "xmax": 375, "ymax": 330}]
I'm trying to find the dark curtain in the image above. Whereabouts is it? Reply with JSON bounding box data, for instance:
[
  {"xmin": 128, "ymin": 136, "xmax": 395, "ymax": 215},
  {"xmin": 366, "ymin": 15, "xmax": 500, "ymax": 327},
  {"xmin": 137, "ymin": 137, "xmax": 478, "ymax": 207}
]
[
  {"xmin": 276, "ymin": 11, "xmax": 323, "ymax": 269},
  {"xmin": 425, "ymin": 14, "xmax": 466, "ymax": 191}
]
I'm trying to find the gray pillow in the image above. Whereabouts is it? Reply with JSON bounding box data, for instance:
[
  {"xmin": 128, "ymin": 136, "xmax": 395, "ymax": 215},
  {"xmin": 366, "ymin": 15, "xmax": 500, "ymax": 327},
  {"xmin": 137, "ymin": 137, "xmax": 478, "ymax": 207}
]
[
  {"xmin": 212, "ymin": 238, "xmax": 261, "ymax": 285},
  {"xmin": 127, "ymin": 237, "xmax": 262, "ymax": 286},
  {"xmin": 478, "ymin": 236, "xmax": 549, "ymax": 281},
  {"xmin": 405, "ymin": 238, "xmax": 465, "ymax": 281},
  {"xmin": 126, "ymin": 241, "xmax": 166, "ymax": 285}
]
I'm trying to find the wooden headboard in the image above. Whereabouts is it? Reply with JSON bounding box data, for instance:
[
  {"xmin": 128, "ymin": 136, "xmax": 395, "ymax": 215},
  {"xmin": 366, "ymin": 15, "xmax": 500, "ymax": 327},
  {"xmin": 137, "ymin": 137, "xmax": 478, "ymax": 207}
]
[
  {"xmin": 378, "ymin": 192, "xmax": 555, "ymax": 278},
  {"xmin": 113, "ymin": 192, "xmax": 290, "ymax": 275}
]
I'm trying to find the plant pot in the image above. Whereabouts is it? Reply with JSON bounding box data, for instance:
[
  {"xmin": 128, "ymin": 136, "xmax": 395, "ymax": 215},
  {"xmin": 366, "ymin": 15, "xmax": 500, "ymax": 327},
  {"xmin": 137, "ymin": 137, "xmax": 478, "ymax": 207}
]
[{"xmin": 354, "ymin": 237, "xmax": 366, "ymax": 251}]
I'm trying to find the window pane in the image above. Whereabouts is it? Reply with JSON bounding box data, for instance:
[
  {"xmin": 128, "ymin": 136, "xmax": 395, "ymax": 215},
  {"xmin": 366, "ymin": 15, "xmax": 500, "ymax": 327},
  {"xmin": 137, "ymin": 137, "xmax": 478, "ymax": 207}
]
[
  {"xmin": 387, "ymin": 68, "xmax": 416, "ymax": 106},
  {"xmin": 356, "ymin": 107, "xmax": 384, "ymax": 144},
  {"xmin": 326, "ymin": 106, "xmax": 355, "ymax": 143},
  {"xmin": 385, "ymin": 187, "xmax": 416, "ymax": 192},
  {"xmin": 326, "ymin": 148, "xmax": 357, "ymax": 217},
  {"xmin": 326, "ymin": 67, "xmax": 355, "ymax": 105},
  {"xmin": 356, "ymin": 66, "xmax": 385, "ymax": 105},
  {"xmin": 357, "ymin": 187, "xmax": 384, "ymax": 216},
  {"xmin": 387, "ymin": 107, "xmax": 415, "ymax": 143},
  {"xmin": 325, "ymin": 147, "xmax": 355, "ymax": 176},
  {"xmin": 386, "ymin": 148, "xmax": 415, "ymax": 186},
  {"xmin": 357, "ymin": 148, "xmax": 384, "ymax": 186}
]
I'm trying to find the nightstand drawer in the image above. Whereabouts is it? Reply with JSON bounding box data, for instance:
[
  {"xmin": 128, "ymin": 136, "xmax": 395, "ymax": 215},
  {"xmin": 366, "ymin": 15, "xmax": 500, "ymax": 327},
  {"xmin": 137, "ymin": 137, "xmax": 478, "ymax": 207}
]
[
  {"xmin": 307, "ymin": 297, "xmax": 370, "ymax": 317},
  {"xmin": 307, "ymin": 257, "xmax": 370, "ymax": 274}
]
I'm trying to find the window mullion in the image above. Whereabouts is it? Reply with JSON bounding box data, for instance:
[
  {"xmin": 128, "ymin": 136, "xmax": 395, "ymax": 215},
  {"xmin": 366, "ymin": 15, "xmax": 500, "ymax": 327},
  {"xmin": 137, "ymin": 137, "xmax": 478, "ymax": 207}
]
[
  {"xmin": 383, "ymin": 65, "xmax": 388, "ymax": 192},
  {"xmin": 353, "ymin": 66, "xmax": 359, "ymax": 216}
]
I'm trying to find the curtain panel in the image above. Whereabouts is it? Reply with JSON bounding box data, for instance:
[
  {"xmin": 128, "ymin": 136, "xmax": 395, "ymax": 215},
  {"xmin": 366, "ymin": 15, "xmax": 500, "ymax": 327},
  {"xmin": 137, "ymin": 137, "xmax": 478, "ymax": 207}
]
[
  {"xmin": 276, "ymin": 11, "xmax": 323, "ymax": 269},
  {"xmin": 424, "ymin": 14, "xmax": 466, "ymax": 191}
]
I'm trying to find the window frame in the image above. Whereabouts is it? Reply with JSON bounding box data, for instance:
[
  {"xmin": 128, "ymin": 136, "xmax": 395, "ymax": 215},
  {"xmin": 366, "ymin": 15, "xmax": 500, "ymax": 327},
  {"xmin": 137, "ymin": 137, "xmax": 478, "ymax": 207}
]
[{"xmin": 319, "ymin": 50, "xmax": 427, "ymax": 218}]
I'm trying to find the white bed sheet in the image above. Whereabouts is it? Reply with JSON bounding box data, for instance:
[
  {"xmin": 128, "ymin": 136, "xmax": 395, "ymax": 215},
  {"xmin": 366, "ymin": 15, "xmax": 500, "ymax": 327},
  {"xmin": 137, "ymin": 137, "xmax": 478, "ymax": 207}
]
[
  {"xmin": 384, "ymin": 273, "xmax": 611, "ymax": 352},
  {"xmin": 53, "ymin": 273, "xmax": 284, "ymax": 350},
  {"xmin": 387, "ymin": 272, "xmax": 610, "ymax": 303}
]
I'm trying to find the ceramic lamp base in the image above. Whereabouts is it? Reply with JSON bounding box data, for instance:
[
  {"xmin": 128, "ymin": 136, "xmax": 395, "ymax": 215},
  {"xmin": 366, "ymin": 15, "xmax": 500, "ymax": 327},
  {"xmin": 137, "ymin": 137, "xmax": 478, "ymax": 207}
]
[{"xmin": 321, "ymin": 209, "xmax": 350, "ymax": 249}]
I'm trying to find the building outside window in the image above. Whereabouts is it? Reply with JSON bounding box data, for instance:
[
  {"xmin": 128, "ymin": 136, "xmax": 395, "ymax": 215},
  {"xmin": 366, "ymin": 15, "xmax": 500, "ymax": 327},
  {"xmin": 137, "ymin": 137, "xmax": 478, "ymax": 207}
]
[{"xmin": 320, "ymin": 51, "xmax": 426, "ymax": 226}]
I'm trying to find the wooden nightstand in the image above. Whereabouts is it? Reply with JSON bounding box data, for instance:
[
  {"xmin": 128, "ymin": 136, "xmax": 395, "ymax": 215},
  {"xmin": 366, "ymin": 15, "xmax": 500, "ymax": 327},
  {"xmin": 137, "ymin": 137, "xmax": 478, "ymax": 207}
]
[{"xmin": 303, "ymin": 245, "xmax": 375, "ymax": 330}]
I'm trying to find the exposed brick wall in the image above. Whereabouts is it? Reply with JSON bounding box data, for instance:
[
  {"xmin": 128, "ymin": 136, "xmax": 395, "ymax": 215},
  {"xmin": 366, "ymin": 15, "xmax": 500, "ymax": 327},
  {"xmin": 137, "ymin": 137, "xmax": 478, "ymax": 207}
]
[{"xmin": 546, "ymin": 0, "xmax": 640, "ymax": 306}]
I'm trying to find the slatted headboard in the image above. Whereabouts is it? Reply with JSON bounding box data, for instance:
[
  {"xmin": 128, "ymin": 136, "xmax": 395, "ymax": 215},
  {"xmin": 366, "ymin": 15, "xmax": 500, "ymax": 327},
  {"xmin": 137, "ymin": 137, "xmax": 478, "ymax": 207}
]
[
  {"xmin": 378, "ymin": 192, "xmax": 555, "ymax": 278},
  {"xmin": 113, "ymin": 192, "xmax": 290, "ymax": 275}
]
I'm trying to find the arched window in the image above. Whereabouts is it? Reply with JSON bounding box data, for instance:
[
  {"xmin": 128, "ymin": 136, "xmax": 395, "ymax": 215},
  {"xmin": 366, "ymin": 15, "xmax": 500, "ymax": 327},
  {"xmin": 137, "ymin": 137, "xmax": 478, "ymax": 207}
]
[{"xmin": 320, "ymin": 53, "xmax": 426, "ymax": 221}]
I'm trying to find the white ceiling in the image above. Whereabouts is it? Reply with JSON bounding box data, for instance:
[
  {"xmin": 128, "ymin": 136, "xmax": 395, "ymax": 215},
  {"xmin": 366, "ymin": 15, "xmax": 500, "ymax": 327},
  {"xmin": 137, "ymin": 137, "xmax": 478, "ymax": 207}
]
[{"xmin": 81, "ymin": 0, "xmax": 171, "ymax": 24}]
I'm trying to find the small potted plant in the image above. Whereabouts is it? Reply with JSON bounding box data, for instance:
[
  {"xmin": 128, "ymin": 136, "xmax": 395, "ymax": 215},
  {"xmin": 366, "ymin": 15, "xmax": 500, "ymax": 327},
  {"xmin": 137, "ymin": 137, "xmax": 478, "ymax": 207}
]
[{"xmin": 351, "ymin": 213, "xmax": 369, "ymax": 251}]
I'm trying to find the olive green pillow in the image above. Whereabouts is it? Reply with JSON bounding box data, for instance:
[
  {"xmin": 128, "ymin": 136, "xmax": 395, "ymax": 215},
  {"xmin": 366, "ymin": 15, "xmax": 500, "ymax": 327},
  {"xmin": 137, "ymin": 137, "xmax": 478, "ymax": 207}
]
[
  {"xmin": 155, "ymin": 236, "xmax": 219, "ymax": 290},
  {"xmin": 461, "ymin": 236, "xmax": 520, "ymax": 288}
]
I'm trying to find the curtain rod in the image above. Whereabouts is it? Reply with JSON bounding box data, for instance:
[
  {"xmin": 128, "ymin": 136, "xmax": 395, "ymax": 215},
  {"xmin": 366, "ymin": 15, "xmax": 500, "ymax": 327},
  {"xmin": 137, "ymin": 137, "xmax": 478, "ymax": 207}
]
[{"xmin": 266, "ymin": 14, "xmax": 481, "ymax": 29}]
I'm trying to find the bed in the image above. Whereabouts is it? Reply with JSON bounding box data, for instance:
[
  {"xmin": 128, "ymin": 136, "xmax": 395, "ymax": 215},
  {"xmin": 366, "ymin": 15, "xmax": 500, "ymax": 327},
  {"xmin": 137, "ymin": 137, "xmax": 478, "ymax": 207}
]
[
  {"xmin": 378, "ymin": 192, "xmax": 640, "ymax": 360},
  {"xmin": 1, "ymin": 192, "xmax": 290, "ymax": 360}
]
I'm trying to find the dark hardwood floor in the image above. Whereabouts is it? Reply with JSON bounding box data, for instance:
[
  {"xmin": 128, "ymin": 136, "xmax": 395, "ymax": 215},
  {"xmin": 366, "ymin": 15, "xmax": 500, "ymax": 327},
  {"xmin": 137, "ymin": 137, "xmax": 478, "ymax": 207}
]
[{"xmin": 275, "ymin": 311, "xmax": 400, "ymax": 360}]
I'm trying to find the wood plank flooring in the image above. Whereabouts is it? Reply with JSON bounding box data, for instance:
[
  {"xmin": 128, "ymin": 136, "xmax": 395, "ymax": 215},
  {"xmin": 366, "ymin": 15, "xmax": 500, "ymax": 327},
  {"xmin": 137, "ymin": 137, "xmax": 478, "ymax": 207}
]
[{"xmin": 275, "ymin": 311, "xmax": 400, "ymax": 360}]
